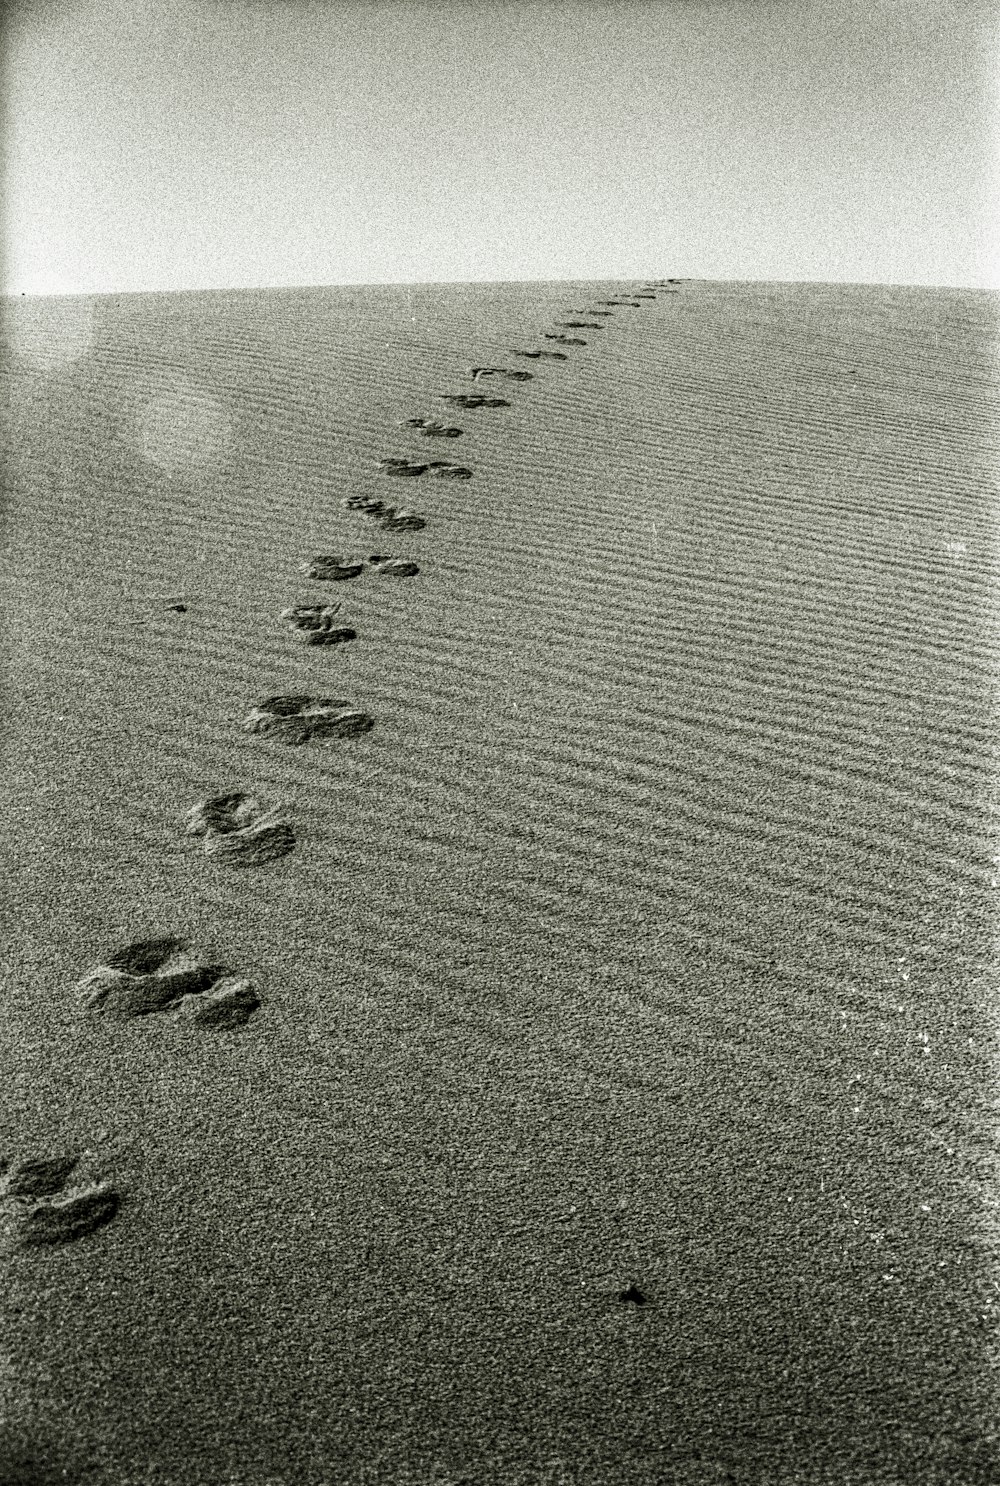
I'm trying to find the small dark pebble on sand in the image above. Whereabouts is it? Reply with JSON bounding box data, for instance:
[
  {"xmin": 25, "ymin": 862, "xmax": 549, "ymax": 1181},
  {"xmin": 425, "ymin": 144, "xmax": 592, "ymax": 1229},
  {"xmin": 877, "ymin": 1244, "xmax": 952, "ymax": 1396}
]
[{"xmin": 619, "ymin": 1285, "xmax": 647, "ymax": 1306}]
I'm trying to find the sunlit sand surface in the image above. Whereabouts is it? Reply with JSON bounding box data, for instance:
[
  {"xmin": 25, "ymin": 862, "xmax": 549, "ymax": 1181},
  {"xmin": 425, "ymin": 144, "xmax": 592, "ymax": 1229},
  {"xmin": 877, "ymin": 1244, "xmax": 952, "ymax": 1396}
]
[{"xmin": 1, "ymin": 280, "xmax": 997, "ymax": 1484}]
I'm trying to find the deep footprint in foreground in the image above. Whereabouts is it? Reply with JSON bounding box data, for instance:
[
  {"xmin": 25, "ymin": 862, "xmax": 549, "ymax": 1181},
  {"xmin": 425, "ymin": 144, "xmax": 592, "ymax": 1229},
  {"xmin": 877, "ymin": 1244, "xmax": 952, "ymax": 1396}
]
[
  {"xmin": 439, "ymin": 393, "xmax": 510, "ymax": 410},
  {"xmin": 77, "ymin": 938, "xmax": 260, "ymax": 1027},
  {"xmin": 243, "ymin": 696, "xmax": 374, "ymax": 745},
  {"xmin": 1, "ymin": 1155, "xmax": 119, "ymax": 1248},
  {"xmin": 185, "ymin": 791, "xmax": 296, "ymax": 865},
  {"xmin": 281, "ymin": 603, "xmax": 358, "ymax": 646},
  {"xmin": 400, "ymin": 417, "xmax": 463, "ymax": 438}
]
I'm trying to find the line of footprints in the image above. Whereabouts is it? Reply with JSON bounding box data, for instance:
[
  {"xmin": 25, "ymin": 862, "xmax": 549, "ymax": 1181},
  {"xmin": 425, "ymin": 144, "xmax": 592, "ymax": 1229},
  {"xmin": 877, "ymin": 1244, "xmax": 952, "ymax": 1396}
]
[{"xmin": 5, "ymin": 282, "xmax": 682, "ymax": 1257}]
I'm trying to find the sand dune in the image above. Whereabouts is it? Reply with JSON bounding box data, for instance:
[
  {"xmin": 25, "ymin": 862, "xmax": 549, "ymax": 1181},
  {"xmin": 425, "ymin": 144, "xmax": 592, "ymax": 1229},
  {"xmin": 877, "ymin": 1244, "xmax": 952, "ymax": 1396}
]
[{"xmin": 1, "ymin": 280, "xmax": 998, "ymax": 1485}]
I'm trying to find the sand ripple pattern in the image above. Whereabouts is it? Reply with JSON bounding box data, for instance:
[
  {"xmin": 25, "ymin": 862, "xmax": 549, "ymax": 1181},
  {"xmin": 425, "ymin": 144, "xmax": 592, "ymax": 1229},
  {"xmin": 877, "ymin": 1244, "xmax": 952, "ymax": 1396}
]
[{"xmin": 2, "ymin": 279, "xmax": 998, "ymax": 1484}]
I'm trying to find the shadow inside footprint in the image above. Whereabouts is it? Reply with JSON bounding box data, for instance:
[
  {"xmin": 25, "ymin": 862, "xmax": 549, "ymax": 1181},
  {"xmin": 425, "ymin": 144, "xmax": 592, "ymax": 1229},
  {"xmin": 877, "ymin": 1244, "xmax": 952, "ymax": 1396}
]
[
  {"xmin": 17, "ymin": 1185, "xmax": 119, "ymax": 1247},
  {"xmin": 1, "ymin": 1156, "xmax": 79, "ymax": 1201},
  {"xmin": 555, "ymin": 321, "xmax": 603, "ymax": 329},
  {"xmin": 185, "ymin": 791, "xmax": 296, "ymax": 866},
  {"xmin": 2, "ymin": 1154, "xmax": 120, "ymax": 1250},
  {"xmin": 104, "ymin": 936, "xmax": 187, "ymax": 974},
  {"xmin": 544, "ymin": 334, "xmax": 586, "ymax": 345}
]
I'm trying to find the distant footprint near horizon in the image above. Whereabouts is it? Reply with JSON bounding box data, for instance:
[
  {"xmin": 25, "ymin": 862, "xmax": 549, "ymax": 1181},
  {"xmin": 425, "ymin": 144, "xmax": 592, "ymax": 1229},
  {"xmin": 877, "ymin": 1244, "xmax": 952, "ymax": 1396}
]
[
  {"xmin": 400, "ymin": 417, "xmax": 463, "ymax": 438},
  {"xmin": 341, "ymin": 496, "xmax": 427, "ymax": 532},
  {"xmin": 281, "ymin": 603, "xmax": 358, "ymax": 646},
  {"xmin": 377, "ymin": 457, "xmax": 472, "ymax": 480},
  {"xmin": 439, "ymin": 393, "xmax": 510, "ymax": 409}
]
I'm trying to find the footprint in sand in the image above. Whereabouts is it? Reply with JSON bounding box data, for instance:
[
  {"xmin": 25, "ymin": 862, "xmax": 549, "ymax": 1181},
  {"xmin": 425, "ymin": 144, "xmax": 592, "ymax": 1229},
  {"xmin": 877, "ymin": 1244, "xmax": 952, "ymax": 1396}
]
[
  {"xmin": 243, "ymin": 696, "xmax": 374, "ymax": 745},
  {"xmin": 554, "ymin": 321, "xmax": 604, "ymax": 330},
  {"xmin": 574, "ymin": 309, "xmax": 614, "ymax": 317},
  {"xmin": 378, "ymin": 508, "xmax": 427, "ymax": 531},
  {"xmin": 1, "ymin": 1154, "xmax": 119, "ymax": 1248},
  {"xmin": 185, "ymin": 790, "xmax": 296, "ymax": 864},
  {"xmin": 377, "ymin": 457, "xmax": 427, "ymax": 477},
  {"xmin": 367, "ymin": 554, "xmax": 420, "ymax": 577},
  {"xmin": 426, "ymin": 461, "xmax": 472, "ymax": 480},
  {"xmin": 300, "ymin": 554, "xmax": 365, "ymax": 581},
  {"xmin": 544, "ymin": 333, "xmax": 586, "ymax": 345},
  {"xmin": 634, "ymin": 293, "xmax": 656, "ymax": 300},
  {"xmin": 281, "ymin": 603, "xmax": 358, "ymax": 647},
  {"xmin": 439, "ymin": 393, "xmax": 510, "ymax": 410},
  {"xmin": 377, "ymin": 457, "xmax": 472, "ymax": 480},
  {"xmin": 468, "ymin": 366, "xmax": 534, "ymax": 384},
  {"xmin": 341, "ymin": 497, "xmax": 427, "ymax": 531},
  {"xmin": 400, "ymin": 417, "xmax": 463, "ymax": 438},
  {"xmin": 511, "ymin": 349, "xmax": 568, "ymax": 361},
  {"xmin": 77, "ymin": 937, "xmax": 260, "ymax": 1027}
]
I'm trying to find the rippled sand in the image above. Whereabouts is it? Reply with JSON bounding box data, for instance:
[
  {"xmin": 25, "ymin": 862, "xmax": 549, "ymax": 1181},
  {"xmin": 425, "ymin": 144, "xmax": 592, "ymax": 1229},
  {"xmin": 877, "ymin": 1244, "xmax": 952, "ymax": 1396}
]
[{"xmin": 1, "ymin": 280, "xmax": 998, "ymax": 1485}]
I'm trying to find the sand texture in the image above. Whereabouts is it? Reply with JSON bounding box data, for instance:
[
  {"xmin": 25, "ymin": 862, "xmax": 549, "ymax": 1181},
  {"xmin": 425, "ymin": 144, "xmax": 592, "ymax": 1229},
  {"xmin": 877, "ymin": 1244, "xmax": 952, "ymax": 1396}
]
[{"xmin": 1, "ymin": 279, "xmax": 998, "ymax": 1485}]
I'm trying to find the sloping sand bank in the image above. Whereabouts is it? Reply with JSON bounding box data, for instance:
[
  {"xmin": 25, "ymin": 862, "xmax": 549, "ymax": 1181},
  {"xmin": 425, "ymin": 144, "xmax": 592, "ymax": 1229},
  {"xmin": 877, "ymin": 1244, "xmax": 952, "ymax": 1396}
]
[{"xmin": 1, "ymin": 280, "xmax": 998, "ymax": 1485}]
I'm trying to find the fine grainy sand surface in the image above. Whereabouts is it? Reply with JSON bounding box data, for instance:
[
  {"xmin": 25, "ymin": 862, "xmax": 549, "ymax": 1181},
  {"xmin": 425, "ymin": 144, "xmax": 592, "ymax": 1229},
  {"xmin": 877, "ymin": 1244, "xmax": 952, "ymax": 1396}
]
[{"xmin": 1, "ymin": 280, "xmax": 998, "ymax": 1485}]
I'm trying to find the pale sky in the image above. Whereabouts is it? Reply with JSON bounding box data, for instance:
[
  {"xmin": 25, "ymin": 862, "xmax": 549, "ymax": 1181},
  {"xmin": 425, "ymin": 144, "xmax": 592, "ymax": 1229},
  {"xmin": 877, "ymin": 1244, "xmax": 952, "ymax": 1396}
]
[{"xmin": 2, "ymin": 0, "xmax": 997, "ymax": 295}]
